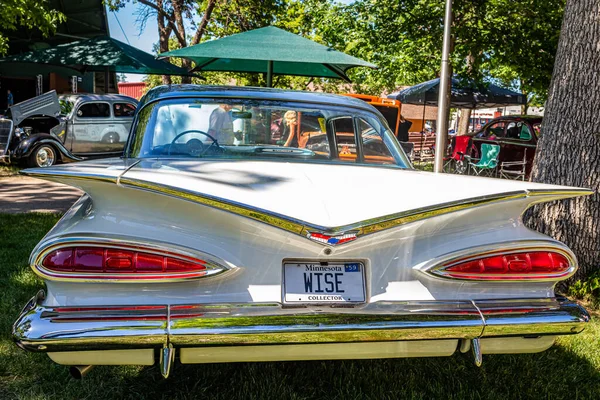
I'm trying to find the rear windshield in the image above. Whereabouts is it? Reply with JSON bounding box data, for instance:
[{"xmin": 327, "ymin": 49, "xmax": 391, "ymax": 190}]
[{"xmin": 128, "ymin": 98, "xmax": 409, "ymax": 168}]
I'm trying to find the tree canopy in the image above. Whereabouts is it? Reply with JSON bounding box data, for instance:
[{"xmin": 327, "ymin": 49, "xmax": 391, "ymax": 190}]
[
  {"xmin": 120, "ymin": 0, "xmax": 564, "ymax": 106},
  {"xmin": 0, "ymin": 0, "xmax": 65, "ymax": 55}
]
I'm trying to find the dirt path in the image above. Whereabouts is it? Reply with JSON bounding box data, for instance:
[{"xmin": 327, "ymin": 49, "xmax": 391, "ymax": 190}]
[{"xmin": 0, "ymin": 175, "xmax": 82, "ymax": 214}]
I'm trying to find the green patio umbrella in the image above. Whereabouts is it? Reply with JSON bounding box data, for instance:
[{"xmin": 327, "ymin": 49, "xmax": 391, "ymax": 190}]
[
  {"xmin": 160, "ymin": 26, "xmax": 377, "ymax": 87},
  {"xmin": 0, "ymin": 36, "xmax": 194, "ymax": 91}
]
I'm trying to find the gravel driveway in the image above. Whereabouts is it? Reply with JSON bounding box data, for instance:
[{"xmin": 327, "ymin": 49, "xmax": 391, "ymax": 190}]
[{"xmin": 0, "ymin": 175, "xmax": 82, "ymax": 214}]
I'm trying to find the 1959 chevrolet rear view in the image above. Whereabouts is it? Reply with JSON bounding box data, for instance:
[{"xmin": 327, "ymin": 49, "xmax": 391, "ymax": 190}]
[{"xmin": 13, "ymin": 85, "xmax": 591, "ymax": 378}]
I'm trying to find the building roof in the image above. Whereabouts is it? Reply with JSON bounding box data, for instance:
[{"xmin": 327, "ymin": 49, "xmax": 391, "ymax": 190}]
[{"xmin": 3, "ymin": 0, "xmax": 109, "ymax": 55}]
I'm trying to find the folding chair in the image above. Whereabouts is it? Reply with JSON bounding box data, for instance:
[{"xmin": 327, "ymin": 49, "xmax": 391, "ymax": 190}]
[
  {"xmin": 443, "ymin": 135, "xmax": 472, "ymax": 174},
  {"xmin": 468, "ymin": 143, "xmax": 500, "ymax": 177},
  {"xmin": 500, "ymin": 149, "xmax": 528, "ymax": 181}
]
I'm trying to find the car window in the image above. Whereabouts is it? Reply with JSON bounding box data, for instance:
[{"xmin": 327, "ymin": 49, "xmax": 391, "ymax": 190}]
[
  {"xmin": 481, "ymin": 121, "xmax": 505, "ymax": 139},
  {"xmin": 77, "ymin": 102, "xmax": 110, "ymax": 118},
  {"xmin": 358, "ymin": 118, "xmax": 396, "ymax": 165},
  {"xmin": 332, "ymin": 117, "xmax": 357, "ymax": 163},
  {"xmin": 532, "ymin": 123, "xmax": 542, "ymax": 137},
  {"xmin": 113, "ymin": 103, "xmax": 136, "ymax": 117},
  {"xmin": 505, "ymin": 122, "xmax": 522, "ymax": 139},
  {"xmin": 519, "ymin": 123, "xmax": 533, "ymax": 140},
  {"xmin": 129, "ymin": 99, "xmax": 408, "ymax": 169}
]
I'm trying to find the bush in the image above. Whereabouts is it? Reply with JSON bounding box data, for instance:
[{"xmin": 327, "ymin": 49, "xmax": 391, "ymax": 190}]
[{"xmin": 567, "ymin": 271, "xmax": 600, "ymax": 308}]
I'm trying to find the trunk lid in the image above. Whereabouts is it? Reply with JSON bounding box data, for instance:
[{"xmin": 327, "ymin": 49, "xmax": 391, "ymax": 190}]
[{"xmin": 121, "ymin": 159, "xmax": 588, "ymax": 229}]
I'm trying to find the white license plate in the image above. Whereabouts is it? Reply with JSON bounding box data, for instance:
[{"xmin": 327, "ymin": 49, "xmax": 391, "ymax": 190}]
[{"xmin": 283, "ymin": 261, "xmax": 366, "ymax": 304}]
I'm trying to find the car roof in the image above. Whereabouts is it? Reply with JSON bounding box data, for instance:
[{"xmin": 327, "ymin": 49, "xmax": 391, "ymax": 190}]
[
  {"xmin": 139, "ymin": 84, "xmax": 379, "ymax": 114},
  {"xmin": 492, "ymin": 115, "xmax": 543, "ymax": 121},
  {"xmin": 60, "ymin": 94, "xmax": 138, "ymax": 105}
]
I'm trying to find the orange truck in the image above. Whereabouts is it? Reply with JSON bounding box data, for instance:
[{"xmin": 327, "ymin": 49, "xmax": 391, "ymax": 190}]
[{"xmin": 342, "ymin": 94, "xmax": 435, "ymax": 160}]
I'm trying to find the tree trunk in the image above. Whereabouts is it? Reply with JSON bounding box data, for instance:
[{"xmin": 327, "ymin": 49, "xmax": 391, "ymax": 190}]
[
  {"xmin": 525, "ymin": 0, "xmax": 600, "ymax": 281},
  {"xmin": 457, "ymin": 109, "xmax": 471, "ymax": 135},
  {"xmin": 157, "ymin": 0, "xmax": 171, "ymax": 86}
]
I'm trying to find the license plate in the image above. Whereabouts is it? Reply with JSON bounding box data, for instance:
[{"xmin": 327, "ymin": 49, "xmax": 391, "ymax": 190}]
[{"xmin": 283, "ymin": 261, "xmax": 366, "ymax": 304}]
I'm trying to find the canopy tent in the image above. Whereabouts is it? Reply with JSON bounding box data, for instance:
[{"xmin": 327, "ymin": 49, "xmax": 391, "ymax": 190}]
[
  {"xmin": 388, "ymin": 77, "xmax": 526, "ymax": 109},
  {"xmin": 160, "ymin": 26, "xmax": 376, "ymax": 87},
  {"xmin": 0, "ymin": 36, "xmax": 193, "ymax": 77}
]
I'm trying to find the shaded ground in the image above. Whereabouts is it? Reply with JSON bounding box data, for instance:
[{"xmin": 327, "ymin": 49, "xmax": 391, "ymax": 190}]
[{"xmin": 0, "ymin": 176, "xmax": 81, "ymax": 213}]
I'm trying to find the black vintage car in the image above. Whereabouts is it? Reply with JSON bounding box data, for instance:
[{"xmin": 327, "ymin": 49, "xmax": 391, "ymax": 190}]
[
  {"xmin": 0, "ymin": 90, "xmax": 137, "ymax": 167},
  {"xmin": 467, "ymin": 115, "xmax": 542, "ymax": 178}
]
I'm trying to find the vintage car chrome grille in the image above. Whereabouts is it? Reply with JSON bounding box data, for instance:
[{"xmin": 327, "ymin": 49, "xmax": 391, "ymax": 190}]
[{"xmin": 0, "ymin": 118, "xmax": 14, "ymax": 158}]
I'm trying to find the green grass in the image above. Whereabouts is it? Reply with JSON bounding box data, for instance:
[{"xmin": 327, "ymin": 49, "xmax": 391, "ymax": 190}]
[
  {"xmin": 0, "ymin": 164, "xmax": 20, "ymax": 177},
  {"xmin": 413, "ymin": 161, "xmax": 434, "ymax": 172},
  {"xmin": 1, "ymin": 213, "xmax": 599, "ymax": 399}
]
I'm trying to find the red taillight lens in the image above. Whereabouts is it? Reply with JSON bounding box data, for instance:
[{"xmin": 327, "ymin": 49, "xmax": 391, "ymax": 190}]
[
  {"xmin": 41, "ymin": 246, "xmax": 208, "ymax": 280},
  {"xmin": 436, "ymin": 251, "xmax": 573, "ymax": 281}
]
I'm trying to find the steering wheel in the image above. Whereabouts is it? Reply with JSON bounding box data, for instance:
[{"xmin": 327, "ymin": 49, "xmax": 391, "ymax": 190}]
[{"xmin": 167, "ymin": 130, "xmax": 220, "ymax": 156}]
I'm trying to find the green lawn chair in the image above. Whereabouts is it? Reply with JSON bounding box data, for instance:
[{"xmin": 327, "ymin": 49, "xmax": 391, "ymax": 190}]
[{"xmin": 468, "ymin": 143, "xmax": 500, "ymax": 176}]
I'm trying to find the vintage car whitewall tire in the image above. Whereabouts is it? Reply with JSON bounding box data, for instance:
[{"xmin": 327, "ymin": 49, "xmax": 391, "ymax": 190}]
[{"xmin": 29, "ymin": 145, "xmax": 57, "ymax": 168}]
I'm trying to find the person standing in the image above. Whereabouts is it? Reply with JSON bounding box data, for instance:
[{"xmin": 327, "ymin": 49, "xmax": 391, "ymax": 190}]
[
  {"xmin": 7, "ymin": 89, "xmax": 14, "ymax": 108},
  {"xmin": 208, "ymin": 104, "xmax": 234, "ymax": 145},
  {"xmin": 397, "ymin": 114, "xmax": 412, "ymax": 143}
]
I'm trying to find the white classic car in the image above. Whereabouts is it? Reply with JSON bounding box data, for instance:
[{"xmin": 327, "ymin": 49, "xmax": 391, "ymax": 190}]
[{"xmin": 13, "ymin": 85, "xmax": 591, "ymax": 379}]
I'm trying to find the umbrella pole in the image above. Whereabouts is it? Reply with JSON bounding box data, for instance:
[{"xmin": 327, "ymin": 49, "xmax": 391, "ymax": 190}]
[
  {"xmin": 266, "ymin": 61, "xmax": 273, "ymax": 88},
  {"xmin": 434, "ymin": 0, "xmax": 453, "ymax": 173}
]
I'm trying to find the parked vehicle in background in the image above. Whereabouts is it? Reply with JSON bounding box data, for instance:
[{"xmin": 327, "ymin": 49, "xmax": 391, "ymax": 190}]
[
  {"xmin": 0, "ymin": 91, "xmax": 138, "ymax": 168},
  {"xmin": 343, "ymin": 94, "xmax": 441, "ymax": 161},
  {"xmin": 13, "ymin": 85, "xmax": 590, "ymax": 379},
  {"xmin": 467, "ymin": 115, "xmax": 542, "ymax": 178}
]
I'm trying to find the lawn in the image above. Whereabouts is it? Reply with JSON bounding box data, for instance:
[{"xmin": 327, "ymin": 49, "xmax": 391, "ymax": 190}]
[{"xmin": 0, "ymin": 213, "xmax": 599, "ymax": 399}]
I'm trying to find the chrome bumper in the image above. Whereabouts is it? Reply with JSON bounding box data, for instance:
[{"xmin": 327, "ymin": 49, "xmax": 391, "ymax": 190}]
[{"xmin": 13, "ymin": 292, "xmax": 589, "ymax": 353}]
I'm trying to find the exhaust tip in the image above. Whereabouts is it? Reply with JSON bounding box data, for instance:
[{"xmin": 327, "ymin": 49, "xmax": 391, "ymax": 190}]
[{"xmin": 69, "ymin": 365, "xmax": 94, "ymax": 379}]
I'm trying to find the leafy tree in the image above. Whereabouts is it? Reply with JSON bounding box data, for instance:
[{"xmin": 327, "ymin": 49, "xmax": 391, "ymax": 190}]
[
  {"xmin": 0, "ymin": 0, "xmax": 65, "ymax": 55},
  {"xmin": 311, "ymin": 0, "xmax": 564, "ymax": 105},
  {"xmin": 525, "ymin": 0, "xmax": 600, "ymax": 282},
  {"xmin": 482, "ymin": 0, "xmax": 565, "ymax": 111},
  {"xmin": 106, "ymin": 0, "xmax": 217, "ymax": 83},
  {"xmin": 144, "ymin": 0, "xmax": 328, "ymax": 89}
]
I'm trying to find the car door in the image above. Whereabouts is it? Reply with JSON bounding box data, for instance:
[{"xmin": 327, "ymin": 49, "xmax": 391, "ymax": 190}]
[
  {"xmin": 472, "ymin": 120, "xmax": 505, "ymax": 159},
  {"xmin": 108, "ymin": 102, "xmax": 137, "ymax": 152},
  {"xmin": 500, "ymin": 120, "xmax": 536, "ymax": 167},
  {"xmin": 70, "ymin": 101, "xmax": 113, "ymax": 155}
]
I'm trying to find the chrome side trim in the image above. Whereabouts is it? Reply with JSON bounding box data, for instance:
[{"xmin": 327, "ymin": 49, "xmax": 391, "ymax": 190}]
[
  {"xmin": 119, "ymin": 177, "xmax": 308, "ymax": 235},
  {"xmin": 13, "ymin": 296, "xmax": 589, "ymax": 353},
  {"xmin": 30, "ymin": 235, "xmax": 235, "ymax": 283},
  {"xmin": 21, "ymin": 168, "xmax": 118, "ymax": 184},
  {"xmin": 20, "ymin": 168, "xmax": 594, "ymax": 246},
  {"xmin": 423, "ymin": 240, "xmax": 578, "ymax": 282},
  {"xmin": 119, "ymin": 177, "xmax": 593, "ymax": 245}
]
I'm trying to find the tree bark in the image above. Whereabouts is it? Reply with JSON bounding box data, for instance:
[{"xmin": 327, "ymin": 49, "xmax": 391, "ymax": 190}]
[
  {"xmin": 157, "ymin": 0, "xmax": 172, "ymax": 85},
  {"xmin": 525, "ymin": 0, "xmax": 600, "ymax": 281},
  {"xmin": 457, "ymin": 109, "xmax": 471, "ymax": 135}
]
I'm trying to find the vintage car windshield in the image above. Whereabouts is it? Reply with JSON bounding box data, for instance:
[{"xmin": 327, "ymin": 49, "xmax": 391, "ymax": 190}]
[{"xmin": 128, "ymin": 98, "xmax": 409, "ymax": 167}]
